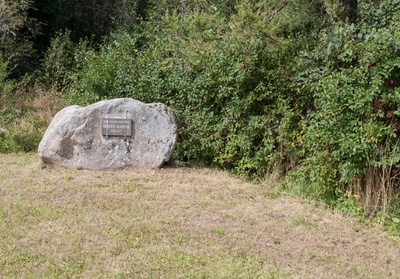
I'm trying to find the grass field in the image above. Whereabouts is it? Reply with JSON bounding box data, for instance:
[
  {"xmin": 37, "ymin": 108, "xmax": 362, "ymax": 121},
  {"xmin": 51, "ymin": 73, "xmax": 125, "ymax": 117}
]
[{"xmin": 0, "ymin": 153, "xmax": 399, "ymax": 278}]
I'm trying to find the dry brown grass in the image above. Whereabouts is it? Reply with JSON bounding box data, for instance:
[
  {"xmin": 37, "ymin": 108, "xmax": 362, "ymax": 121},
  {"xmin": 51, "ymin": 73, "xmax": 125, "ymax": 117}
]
[{"xmin": 0, "ymin": 153, "xmax": 399, "ymax": 278}]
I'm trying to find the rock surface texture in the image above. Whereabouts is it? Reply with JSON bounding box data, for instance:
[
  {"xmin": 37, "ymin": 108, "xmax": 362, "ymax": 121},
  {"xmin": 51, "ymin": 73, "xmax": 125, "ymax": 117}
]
[{"xmin": 38, "ymin": 98, "xmax": 178, "ymax": 170}]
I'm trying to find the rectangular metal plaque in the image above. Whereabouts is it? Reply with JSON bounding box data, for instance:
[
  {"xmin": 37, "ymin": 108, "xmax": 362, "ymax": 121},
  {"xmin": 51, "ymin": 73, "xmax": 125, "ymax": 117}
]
[{"xmin": 101, "ymin": 118, "xmax": 133, "ymax": 137}]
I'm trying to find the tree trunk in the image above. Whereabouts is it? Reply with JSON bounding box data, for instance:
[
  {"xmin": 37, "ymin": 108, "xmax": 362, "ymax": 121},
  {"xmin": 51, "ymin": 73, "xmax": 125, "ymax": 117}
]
[{"xmin": 341, "ymin": 0, "xmax": 358, "ymax": 22}]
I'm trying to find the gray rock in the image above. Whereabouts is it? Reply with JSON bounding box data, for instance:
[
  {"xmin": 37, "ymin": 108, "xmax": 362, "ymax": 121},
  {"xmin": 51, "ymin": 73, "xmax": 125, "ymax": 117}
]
[{"xmin": 38, "ymin": 98, "xmax": 178, "ymax": 170}]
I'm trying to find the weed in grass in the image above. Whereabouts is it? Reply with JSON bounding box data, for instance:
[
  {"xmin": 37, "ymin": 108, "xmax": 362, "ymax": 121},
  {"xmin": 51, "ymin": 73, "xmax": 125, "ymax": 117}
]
[
  {"xmin": 60, "ymin": 171, "xmax": 75, "ymax": 181},
  {"xmin": 64, "ymin": 261, "xmax": 85, "ymax": 274},
  {"xmin": 32, "ymin": 206, "xmax": 58, "ymax": 220},
  {"xmin": 291, "ymin": 215, "xmax": 314, "ymax": 227},
  {"xmin": 214, "ymin": 226, "xmax": 225, "ymax": 237},
  {"xmin": 172, "ymin": 233, "xmax": 188, "ymax": 246},
  {"xmin": 26, "ymin": 185, "xmax": 39, "ymax": 192},
  {"xmin": 50, "ymin": 260, "xmax": 85, "ymax": 277},
  {"xmin": 121, "ymin": 180, "xmax": 142, "ymax": 192}
]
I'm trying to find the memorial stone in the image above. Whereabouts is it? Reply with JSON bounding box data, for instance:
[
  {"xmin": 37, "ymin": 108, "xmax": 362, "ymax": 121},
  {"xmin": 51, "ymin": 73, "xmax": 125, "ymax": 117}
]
[{"xmin": 38, "ymin": 98, "xmax": 178, "ymax": 170}]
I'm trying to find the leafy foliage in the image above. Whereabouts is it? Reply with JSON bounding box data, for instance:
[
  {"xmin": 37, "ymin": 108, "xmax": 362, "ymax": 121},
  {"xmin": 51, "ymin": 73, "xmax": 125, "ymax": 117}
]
[
  {"xmin": 294, "ymin": 0, "xmax": 400, "ymax": 212},
  {"xmin": 41, "ymin": 31, "xmax": 76, "ymax": 87},
  {"xmin": 0, "ymin": 0, "xmax": 39, "ymax": 75}
]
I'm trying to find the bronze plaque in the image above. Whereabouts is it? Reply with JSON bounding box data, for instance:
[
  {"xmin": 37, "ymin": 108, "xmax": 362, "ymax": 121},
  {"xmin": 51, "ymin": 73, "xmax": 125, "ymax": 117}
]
[{"xmin": 101, "ymin": 118, "xmax": 133, "ymax": 137}]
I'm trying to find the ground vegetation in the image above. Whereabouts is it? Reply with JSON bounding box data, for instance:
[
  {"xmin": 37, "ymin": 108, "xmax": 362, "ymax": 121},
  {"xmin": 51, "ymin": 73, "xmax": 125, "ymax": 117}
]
[
  {"xmin": 0, "ymin": 153, "xmax": 399, "ymax": 278},
  {"xmin": 1, "ymin": 0, "xmax": 400, "ymax": 228}
]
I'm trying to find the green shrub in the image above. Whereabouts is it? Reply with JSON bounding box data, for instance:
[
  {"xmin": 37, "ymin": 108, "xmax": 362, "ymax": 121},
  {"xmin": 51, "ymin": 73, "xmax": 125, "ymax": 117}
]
[
  {"xmin": 67, "ymin": 31, "xmax": 140, "ymax": 104},
  {"xmin": 41, "ymin": 31, "xmax": 76, "ymax": 87},
  {"xmin": 294, "ymin": 0, "xmax": 400, "ymax": 213}
]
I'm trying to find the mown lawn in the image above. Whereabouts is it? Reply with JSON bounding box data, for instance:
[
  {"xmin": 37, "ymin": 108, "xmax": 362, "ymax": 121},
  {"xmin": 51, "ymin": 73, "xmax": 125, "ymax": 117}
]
[{"xmin": 0, "ymin": 153, "xmax": 399, "ymax": 278}]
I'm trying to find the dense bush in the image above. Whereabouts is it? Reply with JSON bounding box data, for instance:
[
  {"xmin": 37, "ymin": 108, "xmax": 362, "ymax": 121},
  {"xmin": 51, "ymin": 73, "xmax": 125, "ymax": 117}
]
[{"xmin": 294, "ymin": 0, "xmax": 400, "ymax": 214}]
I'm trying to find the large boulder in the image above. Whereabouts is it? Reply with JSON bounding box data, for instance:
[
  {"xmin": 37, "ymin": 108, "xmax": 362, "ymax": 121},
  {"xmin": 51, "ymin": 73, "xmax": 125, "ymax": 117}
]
[{"xmin": 38, "ymin": 98, "xmax": 178, "ymax": 170}]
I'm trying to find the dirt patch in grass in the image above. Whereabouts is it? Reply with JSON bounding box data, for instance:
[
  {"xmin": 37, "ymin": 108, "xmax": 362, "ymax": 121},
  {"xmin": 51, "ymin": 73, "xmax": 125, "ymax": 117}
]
[{"xmin": 0, "ymin": 153, "xmax": 399, "ymax": 278}]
